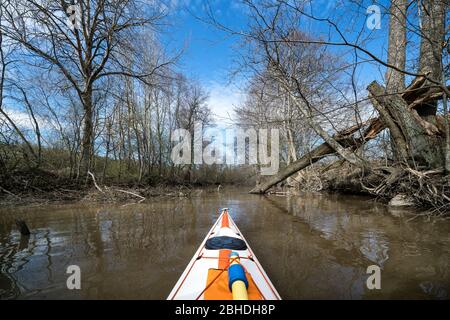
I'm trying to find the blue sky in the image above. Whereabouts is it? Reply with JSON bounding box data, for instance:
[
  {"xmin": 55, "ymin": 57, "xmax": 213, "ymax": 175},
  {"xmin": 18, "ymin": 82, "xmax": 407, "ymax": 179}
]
[
  {"xmin": 163, "ymin": 0, "xmax": 249, "ymax": 123},
  {"xmin": 166, "ymin": 1, "xmax": 245, "ymax": 82}
]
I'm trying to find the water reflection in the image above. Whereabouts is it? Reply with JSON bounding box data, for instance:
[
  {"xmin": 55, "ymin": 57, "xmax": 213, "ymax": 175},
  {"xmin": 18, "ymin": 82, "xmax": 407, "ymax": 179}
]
[{"xmin": 0, "ymin": 190, "xmax": 449, "ymax": 299}]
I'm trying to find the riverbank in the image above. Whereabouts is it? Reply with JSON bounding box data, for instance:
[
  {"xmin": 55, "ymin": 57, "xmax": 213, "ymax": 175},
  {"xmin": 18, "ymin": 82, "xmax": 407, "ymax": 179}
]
[
  {"xmin": 0, "ymin": 184, "xmax": 205, "ymax": 207},
  {"xmin": 259, "ymin": 161, "xmax": 450, "ymax": 215},
  {"xmin": 2, "ymin": 166, "xmax": 450, "ymax": 216},
  {"xmin": 0, "ymin": 169, "xmax": 237, "ymax": 207}
]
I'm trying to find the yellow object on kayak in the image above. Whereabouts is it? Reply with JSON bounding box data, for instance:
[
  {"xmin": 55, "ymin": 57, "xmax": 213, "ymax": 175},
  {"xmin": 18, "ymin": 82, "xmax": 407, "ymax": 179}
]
[{"xmin": 229, "ymin": 252, "xmax": 248, "ymax": 300}]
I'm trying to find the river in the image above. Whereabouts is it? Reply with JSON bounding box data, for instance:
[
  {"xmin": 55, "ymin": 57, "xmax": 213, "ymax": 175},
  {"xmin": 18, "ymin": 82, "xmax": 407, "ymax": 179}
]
[{"xmin": 0, "ymin": 189, "xmax": 449, "ymax": 299}]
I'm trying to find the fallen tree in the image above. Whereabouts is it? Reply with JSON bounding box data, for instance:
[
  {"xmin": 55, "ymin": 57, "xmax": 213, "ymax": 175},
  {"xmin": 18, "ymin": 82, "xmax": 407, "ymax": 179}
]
[
  {"xmin": 250, "ymin": 75, "xmax": 444, "ymax": 194},
  {"xmin": 249, "ymin": 118, "xmax": 383, "ymax": 193}
]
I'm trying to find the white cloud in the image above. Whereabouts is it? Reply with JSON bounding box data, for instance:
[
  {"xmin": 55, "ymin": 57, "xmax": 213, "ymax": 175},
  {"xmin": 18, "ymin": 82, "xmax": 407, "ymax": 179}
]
[
  {"xmin": 0, "ymin": 108, "xmax": 50, "ymax": 131},
  {"xmin": 206, "ymin": 81, "xmax": 245, "ymax": 125}
]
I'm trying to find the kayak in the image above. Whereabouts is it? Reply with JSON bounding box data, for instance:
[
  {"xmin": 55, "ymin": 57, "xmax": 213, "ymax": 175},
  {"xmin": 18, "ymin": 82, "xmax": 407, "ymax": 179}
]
[{"xmin": 167, "ymin": 208, "xmax": 281, "ymax": 300}]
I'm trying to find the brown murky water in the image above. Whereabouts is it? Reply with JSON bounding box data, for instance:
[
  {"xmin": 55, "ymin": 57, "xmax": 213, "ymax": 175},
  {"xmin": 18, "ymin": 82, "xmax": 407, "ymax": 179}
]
[{"xmin": 1, "ymin": 189, "xmax": 449, "ymax": 299}]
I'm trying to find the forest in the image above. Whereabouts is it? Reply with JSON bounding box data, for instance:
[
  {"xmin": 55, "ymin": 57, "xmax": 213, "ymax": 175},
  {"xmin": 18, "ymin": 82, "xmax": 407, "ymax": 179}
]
[{"xmin": 0, "ymin": 0, "xmax": 449, "ymax": 212}]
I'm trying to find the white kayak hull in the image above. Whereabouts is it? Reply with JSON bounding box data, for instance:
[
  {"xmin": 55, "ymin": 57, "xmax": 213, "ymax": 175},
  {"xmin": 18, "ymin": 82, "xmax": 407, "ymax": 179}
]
[{"xmin": 167, "ymin": 209, "xmax": 281, "ymax": 300}]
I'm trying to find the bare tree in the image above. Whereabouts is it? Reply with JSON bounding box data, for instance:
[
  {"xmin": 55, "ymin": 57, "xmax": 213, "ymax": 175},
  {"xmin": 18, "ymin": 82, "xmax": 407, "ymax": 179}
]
[
  {"xmin": 0, "ymin": 6, "xmax": 40, "ymax": 167},
  {"xmin": 0, "ymin": 0, "xmax": 170, "ymax": 177}
]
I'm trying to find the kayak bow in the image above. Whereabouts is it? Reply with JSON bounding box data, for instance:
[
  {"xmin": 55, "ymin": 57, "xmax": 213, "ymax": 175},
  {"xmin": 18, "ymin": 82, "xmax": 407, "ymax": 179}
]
[{"xmin": 167, "ymin": 208, "xmax": 281, "ymax": 300}]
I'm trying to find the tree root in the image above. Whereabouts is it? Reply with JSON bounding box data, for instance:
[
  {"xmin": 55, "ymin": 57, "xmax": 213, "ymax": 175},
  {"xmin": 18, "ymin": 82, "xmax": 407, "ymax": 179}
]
[{"xmin": 358, "ymin": 166, "xmax": 450, "ymax": 212}]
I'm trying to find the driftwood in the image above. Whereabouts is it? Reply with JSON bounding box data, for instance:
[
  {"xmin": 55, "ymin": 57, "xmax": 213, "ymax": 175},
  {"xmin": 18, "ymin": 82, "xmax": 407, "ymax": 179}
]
[
  {"xmin": 88, "ymin": 171, "xmax": 104, "ymax": 193},
  {"xmin": 115, "ymin": 189, "xmax": 146, "ymax": 202},
  {"xmin": 250, "ymin": 75, "xmax": 447, "ymax": 194},
  {"xmin": 0, "ymin": 187, "xmax": 21, "ymax": 199}
]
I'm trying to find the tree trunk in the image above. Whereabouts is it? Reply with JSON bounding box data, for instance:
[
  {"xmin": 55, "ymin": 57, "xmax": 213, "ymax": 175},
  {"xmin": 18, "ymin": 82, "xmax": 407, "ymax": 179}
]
[
  {"xmin": 386, "ymin": 0, "xmax": 407, "ymax": 93},
  {"xmin": 386, "ymin": 0, "xmax": 408, "ymax": 162},
  {"xmin": 417, "ymin": 0, "xmax": 448, "ymax": 172},
  {"xmin": 368, "ymin": 81, "xmax": 444, "ymax": 168},
  {"xmin": 417, "ymin": 0, "xmax": 446, "ymax": 117},
  {"xmin": 80, "ymin": 89, "xmax": 94, "ymax": 177},
  {"xmin": 250, "ymin": 142, "xmax": 334, "ymax": 194}
]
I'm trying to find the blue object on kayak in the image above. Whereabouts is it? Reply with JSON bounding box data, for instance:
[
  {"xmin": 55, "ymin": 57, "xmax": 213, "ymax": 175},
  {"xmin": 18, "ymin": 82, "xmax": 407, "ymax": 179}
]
[{"xmin": 228, "ymin": 263, "xmax": 248, "ymax": 291}]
